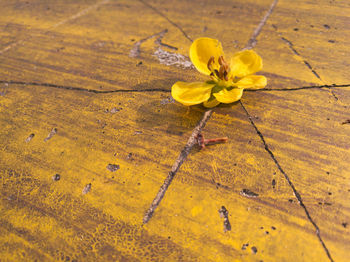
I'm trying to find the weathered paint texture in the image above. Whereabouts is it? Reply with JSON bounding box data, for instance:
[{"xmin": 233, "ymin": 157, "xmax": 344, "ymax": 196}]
[{"xmin": 0, "ymin": 0, "xmax": 349, "ymax": 261}]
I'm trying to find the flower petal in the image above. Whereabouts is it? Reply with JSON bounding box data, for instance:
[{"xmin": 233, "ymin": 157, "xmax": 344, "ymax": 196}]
[
  {"xmin": 190, "ymin": 37, "xmax": 224, "ymax": 75},
  {"xmin": 171, "ymin": 81, "xmax": 215, "ymax": 106},
  {"xmin": 229, "ymin": 50, "xmax": 263, "ymax": 78},
  {"xmin": 213, "ymin": 88, "xmax": 243, "ymax": 104},
  {"xmin": 234, "ymin": 75, "xmax": 267, "ymax": 89},
  {"xmin": 203, "ymin": 98, "xmax": 220, "ymax": 108}
]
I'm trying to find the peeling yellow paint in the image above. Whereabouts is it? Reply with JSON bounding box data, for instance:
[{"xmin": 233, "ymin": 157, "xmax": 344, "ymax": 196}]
[{"xmin": 0, "ymin": 0, "xmax": 349, "ymax": 261}]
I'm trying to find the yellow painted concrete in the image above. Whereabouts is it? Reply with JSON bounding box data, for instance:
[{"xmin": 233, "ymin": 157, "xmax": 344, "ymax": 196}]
[{"xmin": 0, "ymin": 0, "xmax": 349, "ymax": 261}]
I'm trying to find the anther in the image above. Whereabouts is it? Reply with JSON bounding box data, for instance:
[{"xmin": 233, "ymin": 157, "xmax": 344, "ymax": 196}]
[
  {"xmin": 223, "ymin": 64, "xmax": 229, "ymax": 72},
  {"xmin": 224, "ymin": 71, "xmax": 229, "ymax": 81},
  {"xmin": 218, "ymin": 56, "xmax": 224, "ymax": 66},
  {"xmin": 219, "ymin": 65, "xmax": 225, "ymax": 80},
  {"xmin": 207, "ymin": 56, "xmax": 215, "ymax": 71}
]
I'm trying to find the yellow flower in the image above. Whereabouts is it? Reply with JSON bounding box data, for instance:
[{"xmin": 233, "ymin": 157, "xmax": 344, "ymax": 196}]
[{"xmin": 171, "ymin": 37, "xmax": 267, "ymax": 108}]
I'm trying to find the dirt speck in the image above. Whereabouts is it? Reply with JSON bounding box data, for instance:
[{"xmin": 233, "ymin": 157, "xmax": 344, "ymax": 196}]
[
  {"xmin": 318, "ymin": 201, "xmax": 332, "ymax": 206},
  {"xmin": 107, "ymin": 164, "xmax": 120, "ymax": 172},
  {"xmin": 25, "ymin": 133, "xmax": 35, "ymax": 143},
  {"xmin": 242, "ymin": 243, "xmax": 249, "ymax": 250},
  {"xmin": 127, "ymin": 153, "xmax": 133, "ymax": 160},
  {"xmin": 52, "ymin": 174, "xmax": 60, "ymax": 181},
  {"xmin": 44, "ymin": 128, "xmax": 57, "ymax": 142},
  {"xmin": 110, "ymin": 107, "xmax": 121, "ymax": 114},
  {"xmin": 218, "ymin": 206, "xmax": 231, "ymax": 232},
  {"xmin": 160, "ymin": 97, "xmax": 175, "ymax": 105},
  {"xmin": 251, "ymin": 246, "xmax": 258, "ymax": 254},
  {"xmin": 272, "ymin": 179, "xmax": 276, "ymax": 188},
  {"xmin": 240, "ymin": 189, "xmax": 259, "ymax": 198},
  {"xmin": 82, "ymin": 183, "xmax": 91, "ymax": 194}
]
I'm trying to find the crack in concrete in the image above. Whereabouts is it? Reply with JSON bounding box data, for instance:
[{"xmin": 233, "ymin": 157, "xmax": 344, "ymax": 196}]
[
  {"xmin": 0, "ymin": 0, "xmax": 110, "ymax": 55},
  {"xmin": 280, "ymin": 37, "xmax": 322, "ymax": 81},
  {"xmin": 246, "ymin": 83, "xmax": 350, "ymax": 92},
  {"xmin": 244, "ymin": 0, "xmax": 279, "ymax": 50},
  {"xmin": 0, "ymin": 80, "xmax": 169, "ymax": 93},
  {"xmin": 129, "ymin": 29, "xmax": 168, "ymax": 58},
  {"xmin": 278, "ymin": 35, "xmax": 339, "ymax": 101},
  {"xmin": 2, "ymin": 80, "xmax": 349, "ymax": 96},
  {"xmin": 52, "ymin": 0, "xmax": 110, "ymax": 29},
  {"xmin": 239, "ymin": 101, "xmax": 334, "ymax": 262},
  {"xmin": 129, "ymin": 29, "xmax": 193, "ymax": 69},
  {"xmin": 137, "ymin": 0, "xmax": 193, "ymax": 42},
  {"xmin": 143, "ymin": 110, "xmax": 213, "ymax": 224}
]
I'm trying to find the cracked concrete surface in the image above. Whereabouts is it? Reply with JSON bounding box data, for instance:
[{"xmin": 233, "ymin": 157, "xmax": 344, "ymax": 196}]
[{"xmin": 0, "ymin": 0, "xmax": 349, "ymax": 261}]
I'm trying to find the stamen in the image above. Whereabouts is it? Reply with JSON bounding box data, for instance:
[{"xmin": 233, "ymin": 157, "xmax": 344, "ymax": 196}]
[
  {"xmin": 207, "ymin": 56, "xmax": 215, "ymax": 71},
  {"xmin": 224, "ymin": 71, "xmax": 229, "ymax": 81},
  {"xmin": 224, "ymin": 64, "xmax": 229, "ymax": 72},
  {"xmin": 218, "ymin": 56, "xmax": 224, "ymax": 66},
  {"xmin": 219, "ymin": 65, "xmax": 225, "ymax": 80},
  {"xmin": 216, "ymin": 56, "xmax": 230, "ymax": 80}
]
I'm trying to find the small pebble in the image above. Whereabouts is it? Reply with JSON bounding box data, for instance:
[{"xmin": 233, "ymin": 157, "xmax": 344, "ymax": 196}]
[
  {"xmin": 52, "ymin": 174, "xmax": 61, "ymax": 181},
  {"xmin": 107, "ymin": 164, "xmax": 120, "ymax": 172},
  {"xmin": 127, "ymin": 153, "xmax": 133, "ymax": 160},
  {"xmin": 240, "ymin": 189, "xmax": 259, "ymax": 198},
  {"xmin": 251, "ymin": 246, "xmax": 258, "ymax": 254},
  {"xmin": 242, "ymin": 243, "xmax": 249, "ymax": 250},
  {"xmin": 82, "ymin": 183, "xmax": 91, "ymax": 194},
  {"xmin": 160, "ymin": 97, "xmax": 175, "ymax": 105},
  {"xmin": 25, "ymin": 133, "xmax": 35, "ymax": 143},
  {"xmin": 110, "ymin": 107, "xmax": 120, "ymax": 114}
]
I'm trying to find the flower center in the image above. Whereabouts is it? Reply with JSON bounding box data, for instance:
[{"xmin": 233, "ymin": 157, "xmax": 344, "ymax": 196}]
[{"xmin": 207, "ymin": 56, "xmax": 230, "ymax": 81}]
